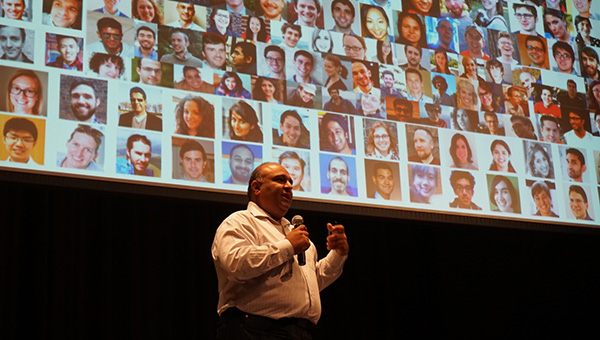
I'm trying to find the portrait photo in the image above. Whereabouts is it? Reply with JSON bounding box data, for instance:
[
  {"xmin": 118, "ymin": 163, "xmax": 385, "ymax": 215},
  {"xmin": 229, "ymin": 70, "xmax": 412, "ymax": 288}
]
[
  {"xmin": 55, "ymin": 122, "xmax": 105, "ymax": 172},
  {"xmin": 116, "ymin": 129, "xmax": 161, "ymax": 177},
  {"xmin": 0, "ymin": 113, "xmax": 45, "ymax": 165},
  {"xmin": 274, "ymin": 147, "xmax": 311, "ymax": 192},
  {"xmin": 59, "ymin": 74, "xmax": 108, "ymax": 124},
  {"xmin": 319, "ymin": 152, "xmax": 358, "ymax": 197},
  {"xmin": 364, "ymin": 159, "xmax": 401, "ymax": 201},
  {"xmin": 0, "ymin": 66, "xmax": 48, "ymax": 117},
  {"xmin": 172, "ymin": 136, "xmax": 214, "ymax": 183}
]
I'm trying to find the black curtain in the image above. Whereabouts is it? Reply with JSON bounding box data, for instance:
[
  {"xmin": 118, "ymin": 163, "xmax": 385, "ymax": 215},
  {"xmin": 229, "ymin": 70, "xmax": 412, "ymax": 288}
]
[{"xmin": 2, "ymin": 178, "xmax": 600, "ymax": 339}]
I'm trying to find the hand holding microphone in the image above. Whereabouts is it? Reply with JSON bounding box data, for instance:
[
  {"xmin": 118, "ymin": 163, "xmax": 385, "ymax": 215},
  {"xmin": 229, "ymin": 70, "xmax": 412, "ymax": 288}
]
[{"xmin": 288, "ymin": 215, "xmax": 309, "ymax": 265}]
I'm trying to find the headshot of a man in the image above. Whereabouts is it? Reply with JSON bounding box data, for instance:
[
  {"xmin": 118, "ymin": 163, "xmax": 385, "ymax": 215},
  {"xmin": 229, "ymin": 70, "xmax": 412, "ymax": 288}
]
[
  {"xmin": 88, "ymin": 16, "xmax": 134, "ymax": 56},
  {"xmin": 278, "ymin": 150, "xmax": 306, "ymax": 191},
  {"xmin": 408, "ymin": 126, "xmax": 440, "ymax": 165},
  {"xmin": 370, "ymin": 162, "xmax": 395, "ymax": 200},
  {"xmin": 2, "ymin": 0, "xmax": 26, "ymax": 21},
  {"xmin": 117, "ymin": 133, "xmax": 155, "ymax": 176},
  {"xmin": 565, "ymin": 148, "xmax": 587, "ymax": 182},
  {"xmin": 2, "ymin": 116, "xmax": 38, "ymax": 164},
  {"xmin": 0, "ymin": 25, "xmax": 31, "ymax": 63},
  {"xmin": 118, "ymin": 86, "xmax": 162, "ymax": 131},
  {"xmin": 321, "ymin": 113, "xmax": 353, "ymax": 154},
  {"xmin": 326, "ymin": 156, "xmax": 351, "ymax": 196},
  {"xmin": 329, "ymin": 0, "xmax": 355, "ymax": 34},
  {"xmin": 202, "ymin": 33, "xmax": 226, "ymax": 70},
  {"xmin": 47, "ymin": 35, "xmax": 82, "ymax": 70},
  {"xmin": 58, "ymin": 124, "xmax": 103, "ymax": 171},
  {"xmin": 69, "ymin": 79, "xmax": 104, "ymax": 124},
  {"xmin": 274, "ymin": 110, "xmax": 309, "ymax": 149},
  {"xmin": 226, "ymin": 143, "xmax": 255, "ymax": 185},
  {"xmin": 449, "ymin": 170, "xmax": 481, "ymax": 210},
  {"xmin": 568, "ymin": 185, "xmax": 594, "ymax": 221},
  {"xmin": 136, "ymin": 57, "xmax": 163, "ymax": 85},
  {"xmin": 179, "ymin": 139, "xmax": 208, "ymax": 182}
]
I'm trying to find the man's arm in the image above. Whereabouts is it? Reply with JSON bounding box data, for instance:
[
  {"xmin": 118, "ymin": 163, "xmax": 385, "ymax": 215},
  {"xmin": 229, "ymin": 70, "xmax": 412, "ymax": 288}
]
[{"xmin": 315, "ymin": 223, "xmax": 348, "ymax": 291}]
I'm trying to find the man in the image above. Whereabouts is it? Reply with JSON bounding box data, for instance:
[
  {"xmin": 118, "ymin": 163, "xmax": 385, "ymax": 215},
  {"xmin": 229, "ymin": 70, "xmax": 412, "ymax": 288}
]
[
  {"xmin": 342, "ymin": 34, "xmax": 366, "ymax": 60},
  {"xmin": 533, "ymin": 85, "xmax": 561, "ymax": 117},
  {"xmin": 523, "ymin": 35, "xmax": 549, "ymax": 69},
  {"xmin": 388, "ymin": 98, "xmax": 415, "ymax": 122},
  {"xmin": 510, "ymin": 116, "xmax": 537, "ymax": 140},
  {"xmin": 231, "ymin": 41, "xmax": 256, "ymax": 75},
  {"xmin": 329, "ymin": 0, "xmax": 356, "ymax": 34},
  {"xmin": 68, "ymin": 78, "xmax": 104, "ymax": 124},
  {"xmin": 482, "ymin": 111, "xmax": 505, "ymax": 136},
  {"xmin": 212, "ymin": 162, "xmax": 348, "ymax": 339},
  {"xmin": 460, "ymin": 25, "xmax": 490, "ymax": 61},
  {"xmin": 202, "ymin": 33, "xmax": 226, "ymax": 70},
  {"xmin": 179, "ymin": 139, "xmax": 207, "ymax": 182},
  {"xmin": 259, "ymin": 0, "xmax": 285, "ymax": 21},
  {"xmin": 289, "ymin": 50, "xmax": 319, "ymax": 84},
  {"xmin": 430, "ymin": 18, "xmax": 457, "ymax": 54},
  {"xmin": 116, "ymin": 134, "xmax": 156, "ymax": 176},
  {"xmin": 530, "ymin": 181, "xmax": 559, "ymax": 217},
  {"xmin": 512, "ymin": 1, "xmax": 541, "ymax": 36},
  {"xmin": 380, "ymin": 70, "xmax": 403, "ymax": 99},
  {"xmin": 118, "ymin": 87, "xmax": 162, "ymax": 131},
  {"xmin": 495, "ymin": 31, "xmax": 519, "ymax": 65},
  {"xmin": 213, "ymin": 0, "xmax": 254, "ymax": 15},
  {"xmin": 321, "ymin": 113, "xmax": 353, "ymax": 155},
  {"xmin": 1, "ymin": 0, "xmax": 25, "ymax": 20},
  {"xmin": 42, "ymin": 0, "xmax": 81, "ymax": 29},
  {"xmin": 93, "ymin": 0, "xmax": 129, "ymax": 18},
  {"xmin": 544, "ymin": 9, "xmax": 573, "ymax": 43},
  {"xmin": 134, "ymin": 26, "xmax": 157, "ymax": 60},
  {"xmin": 167, "ymin": 2, "xmax": 202, "ymax": 30},
  {"xmin": 569, "ymin": 185, "xmax": 594, "ymax": 220},
  {"xmin": 160, "ymin": 30, "xmax": 203, "ymax": 67},
  {"xmin": 287, "ymin": 83, "xmax": 316, "ymax": 108},
  {"xmin": 326, "ymin": 156, "xmax": 352, "ymax": 196},
  {"xmin": 280, "ymin": 23, "xmax": 302, "ymax": 51},
  {"xmin": 278, "ymin": 150, "xmax": 306, "ymax": 191},
  {"xmin": 135, "ymin": 57, "xmax": 163, "ymax": 86},
  {"xmin": 263, "ymin": 45, "xmax": 285, "ymax": 79},
  {"xmin": 323, "ymin": 87, "xmax": 358, "ymax": 114},
  {"xmin": 47, "ymin": 35, "xmax": 82, "ymax": 70},
  {"xmin": 421, "ymin": 103, "xmax": 447, "ymax": 128},
  {"xmin": 539, "ymin": 115, "xmax": 563, "ymax": 143},
  {"xmin": 174, "ymin": 66, "xmax": 213, "ymax": 93},
  {"xmin": 399, "ymin": 45, "xmax": 426, "ymax": 70},
  {"xmin": 0, "ymin": 25, "xmax": 31, "ymax": 62},
  {"xmin": 518, "ymin": 68, "xmax": 538, "ymax": 100},
  {"xmin": 225, "ymin": 143, "xmax": 255, "ymax": 185},
  {"xmin": 565, "ymin": 148, "xmax": 587, "ymax": 182},
  {"xmin": 563, "ymin": 109, "xmax": 593, "ymax": 145},
  {"xmin": 505, "ymin": 86, "xmax": 527, "ymax": 116},
  {"xmin": 370, "ymin": 162, "xmax": 395, "ymax": 200},
  {"xmin": 405, "ymin": 69, "xmax": 432, "ymax": 104},
  {"xmin": 442, "ymin": 0, "xmax": 471, "ymax": 21},
  {"xmin": 2, "ymin": 117, "xmax": 38, "ymax": 164},
  {"xmin": 357, "ymin": 92, "xmax": 384, "ymax": 119},
  {"xmin": 87, "ymin": 17, "xmax": 134, "ymax": 57},
  {"xmin": 580, "ymin": 46, "xmax": 599, "ymax": 80},
  {"xmin": 352, "ymin": 60, "xmax": 378, "ymax": 96},
  {"xmin": 408, "ymin": 127, "xmax": 440, "ymax": 165},
  {"xmin": 557, "ymin": 79, "xmax": 586, "ymax": 109},
  {"xmin": 57, "ymin": 124, "xmax": 103, "ymax": 171},
  {"xmin": 551, "ymin": 41, "xmax": 578, "ymax": 74},
  {"xmin": 431, "ymin": 75, "xmax": 455, "ymax": 107},
  {"xmin": 293, "ymin": 0, "xmax": 319, "ymax": 27},
  {"xmin": 273, "ymin": 110, "xmax": 309, "ymax": 149},
  {"xmin": 449, "ymin": 170, "xmax": 481, "ymax": 210}
]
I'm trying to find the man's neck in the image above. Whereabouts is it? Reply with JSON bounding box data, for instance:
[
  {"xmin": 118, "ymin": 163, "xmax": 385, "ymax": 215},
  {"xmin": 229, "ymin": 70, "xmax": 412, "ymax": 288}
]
[
  {"xmin": 139, "ymin": 46, "xmax": 154, "ymax": 58},
  {"xmin": 333, "ymin": 26, "xmax": 352, "ymax": 34},
  {"xmin": 574, "ymin": 127, "xmax": 587, "ymax": 138},
  {"xmin": 410, "ymin": 91, "xmax": 423, "ymax": 100},
  {"xmin": 295, "ymin": 74, "xmax": 311, "ymax": 83},
  {"xmin": 227, "ymin": 3, "xmax": 244, "ymax": 13},
  {"xmin": 469, "ymin": 50, "xmax": 484, "ymax": 59},
  {"xmin": 179, "ymin": 20, "xmax": 192, "ymax": 28},
  {"xmin": 359, "ymin": 83, "xmax": 373, "ymax": 93},
  {"xmin": 422, "ymin": 153, "xmax": 434, "ymax": 164},
  {"xmin": 134, "ymin": 110, "xmax": 147, "ymax": 118}
]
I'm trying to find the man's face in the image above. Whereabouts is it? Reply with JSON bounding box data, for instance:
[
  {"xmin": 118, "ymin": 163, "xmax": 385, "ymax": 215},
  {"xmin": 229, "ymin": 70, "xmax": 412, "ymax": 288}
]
[
  {"xmin": 295, "ymin": 0, "xmax": 317, "ymax": 26},
  {"xmin": 70, "ymin": 84, "xmax": 100, "ymax": 121},
  {"xmin": 581, "ymin": 52, "xmax": 599, "ymax": 78},
  {"xmin": 413, "ymin": 129, "xmax": 433, "ymax": 161},
  {"xmin": 445, "ymin": 0, "xmax": 464, "ymax": 16},
  {"xmin": 342, "ymin": 35, "xmax": 364, "ymax": 59},
  {"xmin": 170, "ymin": 32, "xmax": 188, "ymax": 55},
  {"xmin": 130, "ymin": 92, "xmax": 147, "ymax": 115},
  {"xmin": 567, "ymin": 81, "xmax": 577, "ymax": 97},
  {"xmin": 412, "ymin": 169, "xmax": 436, "ymax": 199},
  {"xmin": 533, "ymin": 190, "xmax": 553, "ymax": 216},
  {"xmin": 98, "ymin": 27, "xmax": 122, "ymax": 51},
  {"xmin": 453, "ymin": 177, "xmax": 474, "ymax": 208},
  {"xmin": 3, "ymin": 129, "xmax": 35, "ymax": 162},
  {"xmin": 65, "ymin": 132, "xmax": 98, "ymax": 169},
  {"xmin": 497, "ymin": 37, "xmax": 514, "ymax": 57},
  {"xmin": 352, "ymin": 62, "xmax": 371, "ymax": 88},
  {"xmin": 328, "ymin": 158, "xmax": 349, "ymax": 194},
  {"xmin": 373, "ymin": 168, "xmax": 394, "ymax": 198},
  {"xmin": 436, "ymin": 20, "xmax": 453, "ymax": 45},
  {"xmin": 573, "ymin": 0, "xmax": 590, "ymax": 13},
  {"xmin": 361, "ymin": 93, "xmax": 380, "ymax": 113},
  {"xmin": 326, "ymin": 120, "xmax": 349, "ymax": 153},
  {"xmin": 127, "ymin": 140, "xmax": 151, "ymax": 173},
  {"xmin": 59, "ymin": 37, "xmax": 80, "ymax": 64},
  {"xmin": 541, "ymin": 89, "xmax": 552, "ymax": 107},
  {"xmin": 50, "ymin": 0, "xmax": 80, "ymax": 28},
  {"xmin": 280, "ymin": 115, "xmax": 301, "ymax": 146},
  {"xmin": 229, "ymin": 146, "xmax": 254, "ymax": 183},
  {"xmin": 577, "ymin": 19, "xmax": 591, "ymax": 37},
  {"xmin": 137, "ymin": 58, "xmax": 162, "ymax": 85},
  {"xmin": 554, "ymin": 47, "xmax": 573, "ymax": 72},
  {"xmin": 231, "ymin": 46, "xmax": 247, "ymax": 67},
  {"xmin": 298, "ymin": 87, "xmax": 314, "ymax": 103},
  {"xmin": 465, "ymin": 30, "xmax": 485, "ymax": 54},
  {"xmin": 2, "ymin": 0, "xmax": 25, "ymax": 20},
  {"xmin": 203, "ymin": 43, "xmax": 226, "ymax": 69},
  {"xmin": 332, "ymin": 2, "xmax": 354, "ymax": 29},
  {"xmin": 526, "ymin": 40, "xmax": 546, "ymax": 66},
  {"xmin": 260, "ymin": 0, "xmax": 284, "ymax": 19},
  {"xmin": 509, "ymin": 89, "xmax": 522, "ymax": 106},
  {"xmin": 566, "ymin": 152, "xmax": 586, "ymax": 181},
  {"xmin": 176, "ymin": 3, "xmax": 195, "ymax": 22},
  {"xmin": 405, "ymin": 46, "xmax": 421, "ymax": 67},
  {"xmin": 485, "ymin": 114, "xmax": 500, "ymax": 134},
  {"xmin": 265, "ymin": 50, "xmax": 284, "ymax": 74},
  {"xmin": 329, "ymin": 88, "xmax": 340, "ymax": 100},
  {"xmin": 137, "ymin": 29, "xmax": 155, "ymax": 50},
  {"xmin": 541, "ymin": 120, "xmax": 560, "ymax": 142},
  {"xmin": 280, "ymin": 157, "xmax": 304, "ymax": 190},
  {"xmin": 519, "ymin": 72, "xmax": 535, "ymax": 91},
  {"xmin": 183, "ymin": 68, "xmax": 202, "ymax": 91},
  {"xmin": 181, "ymin": 150, "xmax": 206, "ymax": 181},
  {"xmin": 568, "ymin": 112, "xmax": 584, "ymax": 131},
  {"xmin": 0, "ymin": 26, "xmax": 23, "ymax": 60},
  {"xmin": 382, "ymin": 74, "xmax": 394, "ymax": 88},
  {"xmin": 569, "ymin": 191, "xmax": 589, "ymax": 219},
  {"xmin": 515, "ymin": 6, "xmax": 537, "ymax": 32},
  {"xmin": 394, "ymin": 103, "xmax": 412, "ymax": 121},
  {"xmin": 253, "ymin": 163, "xmax": 293, "ymax": 219},
  {"xmin": 406, "ymin": 72, "xmax": 423, "ymax": 96},
  {"xmin": 283, "ymin": 27, "xmax": 301, "ymax": 48},
  {"xmin": 103, "ymin": 0, "xmax": 121, "ymax": 12},
  {"xmin": 479, "ymin": 88, "xmax": 493, "ymax": 108},
  {"xmin": 294, "ymin": 55, "xmax": 314, "ymax": 78},
  {"xmin": 545, "ymin": 14, "xmax": 567, "ymax": 39},
  {"xmin": 512, "ymin": 118, "xmax": 536, "ymax": 139}
]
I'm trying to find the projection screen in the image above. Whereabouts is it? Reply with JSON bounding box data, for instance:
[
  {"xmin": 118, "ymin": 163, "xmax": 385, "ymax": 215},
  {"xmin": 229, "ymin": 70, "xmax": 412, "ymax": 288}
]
[{"xmin": 0, "ymin": 0, "xmax": 599, "ymax": 228}]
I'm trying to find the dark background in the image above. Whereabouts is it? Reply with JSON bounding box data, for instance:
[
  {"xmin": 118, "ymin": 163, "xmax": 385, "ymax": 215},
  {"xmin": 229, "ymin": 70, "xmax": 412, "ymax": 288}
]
[{"xmin": 2, "ymin": 172, "xmax": 599, "ymax": 339}]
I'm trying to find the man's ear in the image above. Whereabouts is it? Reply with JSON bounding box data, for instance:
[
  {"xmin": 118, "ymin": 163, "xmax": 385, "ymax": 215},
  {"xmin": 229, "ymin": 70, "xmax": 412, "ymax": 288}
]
[{"xmin": 251, "ymin": 180, "xmax": 261, "ymax": 195}]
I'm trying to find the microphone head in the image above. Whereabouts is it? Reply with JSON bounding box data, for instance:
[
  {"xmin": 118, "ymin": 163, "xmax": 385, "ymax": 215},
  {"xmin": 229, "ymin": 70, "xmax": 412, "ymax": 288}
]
[{"xmin": 291, "ymin": 215, "xmax": 304, "ymax": 226}]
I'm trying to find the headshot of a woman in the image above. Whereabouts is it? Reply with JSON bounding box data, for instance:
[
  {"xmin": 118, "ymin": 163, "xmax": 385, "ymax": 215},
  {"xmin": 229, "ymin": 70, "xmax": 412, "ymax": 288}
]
[
  {"xmin": 489, "ymin": 139, "xmax": 516, "ymax": 173},
  {"xmin": 227, "ymin": 100, "xmax": 263, "ymax": 142},
  {"xmin": 410, "ymin": 164, "xmax": 439, "ymax": 204},
  {"xmin": 311, "ymin": 29, "xmax": 333, "ymax": 53},
  {"xmin": 455, "ymin": 78, "xmax": 479, "ymax": 111},
  {"xmin": 208, "ymin": 9, "xmax": 237, "ymax": 37},
  {"xmin": 215, "ymin": 72, "xmax": 251, "ymax": 99},
  {"xmin": 132, "ymin": 0, "xmax": 163, "ymax": 25},
  {"xmin": 323, "ymin": 55, "xmax": 349, "ymax": 91},
  {"xmin": 243, "ymin": 16, "xmax": 270, "ymax": 42},
  {"xmin": 361, "ymin": 5, "xmax": 392, "ymax": 42},
  {"xmin": 6, "ymin": 69, "xmax": 44, "ymax": 116},
  {"xmin": 530, "ymin": 181, "xmax": 559, "ymax": 217},
  {"xmin": 489, "ymin": 175, "xmax": 520, "ymax": 213},
  {"xmin": 252, "ymin": 77, "xmax": 284, "ymax": 104},
  {"xmin": 586, "ymin": 80, "xmax": 600, "ymax": 111},
  {"xmin": 365, "ymin": 121, "xmax": 399, "ymax": 160},
  {"xmin": 449, "ymin": 133, "xmax": 478, "ymax": 170},
  {"xmin": 375, "ymin": 40, "xmax": 394, "ymax": 65},
  {"xmin": 432, "ymin": 48, "xmax": 452, "ymax": 74},
  {"xmin": 526, "ymin": 142, "xmax": 554, "ymax": 179},
  {"xmin": 174, "ymin": 95, "xmax": 215, "ymax": 138},
  {"xmin": 403, "ymin": 0, "xmax": 440, "ymax": 17},
  {"xmin": 450, "ymin": 108, "xmax": 478, "ymax": 132},
  {"xmin": 396, "ymin": 12, "xmax": 427, "ymax": 47}
]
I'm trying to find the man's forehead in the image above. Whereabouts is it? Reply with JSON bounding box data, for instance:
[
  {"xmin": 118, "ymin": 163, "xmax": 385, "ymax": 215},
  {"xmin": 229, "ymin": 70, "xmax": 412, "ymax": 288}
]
[
  {"xmin": 0, "ymin": 26, "xmax": 21, "ymax": 36},
  {"xmin": 232, "ymin": 146, "xmax": 253, "ymax": 158},
  {"xmin": 330, "ymin": 159, "xmax": 348, "ymax": 171}
]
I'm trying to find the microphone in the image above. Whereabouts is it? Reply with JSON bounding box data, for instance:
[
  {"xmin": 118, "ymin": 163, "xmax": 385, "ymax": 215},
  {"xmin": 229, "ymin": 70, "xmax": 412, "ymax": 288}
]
[{"xmin": 291, "ymin": 215, "xmax": 306, "ymax": 266}]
